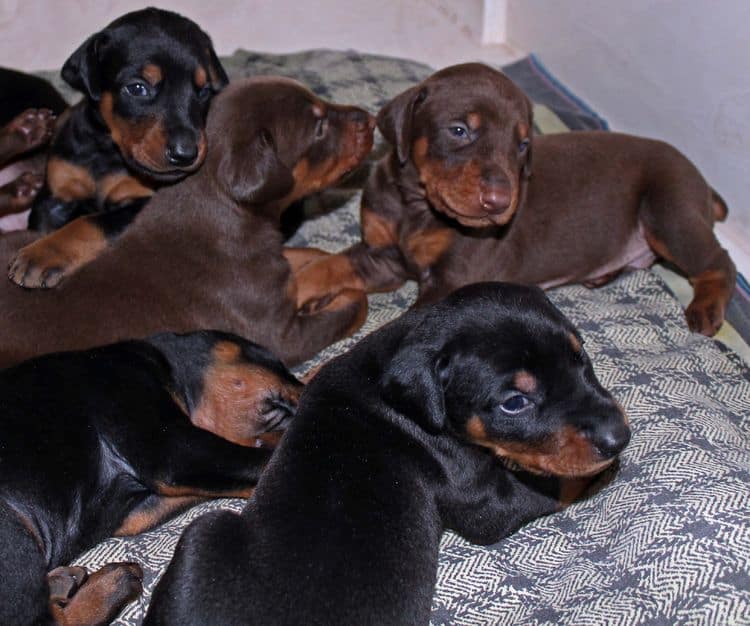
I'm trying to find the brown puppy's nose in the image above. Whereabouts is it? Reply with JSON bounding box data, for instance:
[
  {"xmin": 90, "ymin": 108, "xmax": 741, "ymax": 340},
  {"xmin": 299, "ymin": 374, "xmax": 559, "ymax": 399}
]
[{"xmin": 479, "ymin": 181, "xmax": 512, "ymax": 213}]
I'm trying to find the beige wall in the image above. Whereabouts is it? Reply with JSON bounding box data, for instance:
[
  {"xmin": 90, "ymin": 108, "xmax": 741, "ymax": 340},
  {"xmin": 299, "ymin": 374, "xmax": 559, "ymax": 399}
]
[
  {"xmin": 506, "ymin": 0, "xmax": 750, "ymax": 273},
  {"xmin": 0, "ymin": 0, "xmax": 505, "ymax": 72}
]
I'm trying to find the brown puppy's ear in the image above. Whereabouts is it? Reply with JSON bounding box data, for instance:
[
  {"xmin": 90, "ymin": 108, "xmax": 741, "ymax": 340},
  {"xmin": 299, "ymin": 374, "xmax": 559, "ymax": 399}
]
[
  {"xmin": 523, "ymin": 98, "xmax": 534, "ymax": 178},
  {"xmin": 220, "ymin": 128, "xmax": 295, "ymax": 206},
  {"xmin": 381, "ymin": 342, "xmax": 448, "ymax": 433},
  {"xmin": 61, "ymin": 32, "xmax": 108, "ymax": 100},
  {"xmin": 376, "ymin": 86, "xmax": 427, "ymax": 165}
]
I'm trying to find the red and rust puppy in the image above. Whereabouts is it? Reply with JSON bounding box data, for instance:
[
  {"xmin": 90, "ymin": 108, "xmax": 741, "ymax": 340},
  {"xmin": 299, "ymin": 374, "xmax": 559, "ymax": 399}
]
[
  {"xmin": 0, "ymin": 77, "xmax": 374, "ymax": 369},
  {"xmin": 294, "ymin": 63, "xmax": 735, "ymax": 336},
  {"xmin": 7, "ymin": 7, "xmax": 228, "ymax": 288},
  {"xmin": 144, "ymin": 282, "xmax": 630, "ymax": 626},
  {"xmin": 0, "ymin": 329, "xmax": 301, "ymax": 626}
]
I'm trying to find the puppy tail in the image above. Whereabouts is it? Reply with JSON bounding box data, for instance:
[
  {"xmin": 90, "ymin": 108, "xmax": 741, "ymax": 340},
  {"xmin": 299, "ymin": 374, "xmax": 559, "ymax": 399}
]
[{"xmin": 711, "ymin": 189, "xmax": 729, "ymax": 222}]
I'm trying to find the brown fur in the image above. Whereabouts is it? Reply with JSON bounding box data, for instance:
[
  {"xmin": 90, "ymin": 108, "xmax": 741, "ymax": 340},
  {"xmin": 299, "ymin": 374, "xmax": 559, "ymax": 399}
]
[
  {"xmin": 0, "ymin": 77, "xmax": 374, "ymax": 368},
  {"xmin": 305, "ymin": 63, "xmax": 735, "ymax": 336}
]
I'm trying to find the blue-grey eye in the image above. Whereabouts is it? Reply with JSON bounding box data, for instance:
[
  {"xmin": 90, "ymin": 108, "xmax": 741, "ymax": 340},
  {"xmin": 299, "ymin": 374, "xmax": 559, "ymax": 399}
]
[
  {"xmin": 519, "ymin": 138, "xmax": 530, "ymax": 154},
  {"xmin": 124, "ymin": 82, "xmax": 149, "ymax": 98},
  {"xmin": 500, "ymin": 394, "xmax": 531, "ymax": 414},
  {"xmin": 449, "ymin": 124, "xmax": 468, "ymax": 138},
  {"xmin": 197, "ymin": 85, "xmax": 212, "ymax": 100}
]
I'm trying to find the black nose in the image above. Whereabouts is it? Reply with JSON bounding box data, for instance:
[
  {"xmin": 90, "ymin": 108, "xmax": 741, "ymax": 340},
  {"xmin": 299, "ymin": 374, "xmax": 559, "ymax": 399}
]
[
  {"xmin": 165, "ymin": 136, "xmax": 199, "ymax": 167},
  {"xmin": 591, "ymin": 421, "xmax": 631, "ymax": 458}
]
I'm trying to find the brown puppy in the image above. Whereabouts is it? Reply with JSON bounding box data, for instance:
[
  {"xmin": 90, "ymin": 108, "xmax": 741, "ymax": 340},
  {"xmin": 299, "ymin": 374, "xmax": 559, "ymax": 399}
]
[
  {"xmin": 0, "ymin": 77, "xmax": 374, "ymax": 369},
  {"xmin": 295, "ymin": 63, "xmax": 735, "ymax": 336}
]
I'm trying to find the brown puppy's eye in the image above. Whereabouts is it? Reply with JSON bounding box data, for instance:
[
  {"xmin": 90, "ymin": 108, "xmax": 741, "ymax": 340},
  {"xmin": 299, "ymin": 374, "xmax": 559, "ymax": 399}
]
[
  {"xmin": 519, "ymin": 138, "xmax": 530, "ymax": 154},
  {"xmin": 500, "ymin": 393, "xmax": 531, "ymax": 414},
  {"xmin": 315, "ymin": 118, "xmax": 328, "ymax": 139},
  {"xmin": 123, "ymin": 82, "xmax": 150, "ymax": 98},
  {"xmin": 449, "ymin": 124, "xmax": 469, "ymax": 139}
]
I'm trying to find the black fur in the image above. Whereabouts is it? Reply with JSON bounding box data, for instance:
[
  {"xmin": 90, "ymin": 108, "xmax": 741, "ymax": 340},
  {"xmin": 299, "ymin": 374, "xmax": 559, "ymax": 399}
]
[{"xmin": 145, "ymin": 282, "xmax": 630, "ymax": 626}]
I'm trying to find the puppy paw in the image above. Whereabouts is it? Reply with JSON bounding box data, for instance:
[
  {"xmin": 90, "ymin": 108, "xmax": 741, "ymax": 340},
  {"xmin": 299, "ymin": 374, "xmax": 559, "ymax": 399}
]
[
  {"xmin": 3, "ymin": 108, "xmax": 56, "ymax": 155},
  {"xmin": 1, "ymin": 172, "xmax": 44, "ymax": 212},
  {"xmin": 54, "ymin": 562, "xmax": 143, "ymax": 626},
  {"xmin": 47, "ymin": 565, "xmax": 89, "ymax": 606},
  {"xmin": 685, "ymin": 299, "xmax": 724, "ymax": 336},
  {"xmin": 8, "ymin": 237, "xmax": 72, "ymax": 288}
]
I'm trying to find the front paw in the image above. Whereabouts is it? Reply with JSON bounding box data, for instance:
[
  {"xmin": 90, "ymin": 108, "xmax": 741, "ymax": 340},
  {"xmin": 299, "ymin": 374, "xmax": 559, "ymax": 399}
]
[
  {"xmin": 685, "ymin": 299, "xmax": 724, "ymax": 336},
  {"xmin": 4, "ymin": 108, "xmax": 56, "ymax": 155},
  {"xmin": 8, "ymin": 239, "xmax": 72, "ymax": 288},
  {"xmin": 3, "ymin": 172, "xmax": 44, "ymax": 212}
]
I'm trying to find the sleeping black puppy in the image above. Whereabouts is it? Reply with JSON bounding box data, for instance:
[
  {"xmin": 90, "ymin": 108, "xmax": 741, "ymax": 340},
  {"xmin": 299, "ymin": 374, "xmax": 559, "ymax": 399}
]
[
  {"xmin": 8, "ymin": 7, "xmax": 229, "ymax": 288},
  {"xmin": 0, "ymin": 330, "xmax": 301, "ymax": 626},
  {"xmin": 145, "ymin": 282, "xmax": 631, "ymax": 626}
]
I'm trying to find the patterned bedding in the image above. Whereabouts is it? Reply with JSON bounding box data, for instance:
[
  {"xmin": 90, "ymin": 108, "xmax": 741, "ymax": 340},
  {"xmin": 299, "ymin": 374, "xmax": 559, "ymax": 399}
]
[{"xmin": 35, "ymin": 50, "xmax": 750, "ymax": 624}]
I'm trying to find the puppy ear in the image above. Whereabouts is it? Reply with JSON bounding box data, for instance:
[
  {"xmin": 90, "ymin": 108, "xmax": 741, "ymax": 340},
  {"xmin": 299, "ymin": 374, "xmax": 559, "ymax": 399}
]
[
  {"xmin": 202, "ymin": 36, "xmax": 230, "ymax": 90},
  {"xmin": 376, "ymin": 86, "xmax": 427, "ymax": 165},
  {"xmin": 61, "ymin": 32, "xmax": 108, "ymax": 100},
  {"xmin": 381, "ymin": 342, "xmax": 448, "ymax": 433},
  {"xmin": 523, "ymin": 99, "xmax": 534, "ymax": 178},
  {"xmin": 220, "ymin": 128, "xmax": 295, "ymax": 206}
]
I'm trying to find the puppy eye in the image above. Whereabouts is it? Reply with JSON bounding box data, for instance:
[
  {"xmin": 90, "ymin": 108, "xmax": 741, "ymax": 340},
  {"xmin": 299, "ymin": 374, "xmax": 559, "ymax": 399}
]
[
  {"xmin": 123, "ymin": 82, "xmax": 150, "ymax": 98},
  {"xmin": 449, "ymin": 124, "xmax": 469, "ymax": 139},
  {"xmin": 197, "ymin": 85, "xmax": 212, "ymax": 100},
  {"xmin": 500, "ymin": 394, "xmax": 531, "ymax": 415},
  {"xmin": 519, "ymin": 138, "xmax": 530, "ymax": 154},
  {"xmin": 315, "ymin": 118, "xmax": 329, "ymax": 139}
]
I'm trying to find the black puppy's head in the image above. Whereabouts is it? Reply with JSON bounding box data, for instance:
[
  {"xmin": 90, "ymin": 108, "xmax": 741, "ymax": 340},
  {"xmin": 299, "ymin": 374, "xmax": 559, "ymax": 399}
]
[
  {"xmin": 378, "ymin": 63, "xmax": 533, "ymax": 228},
  {"xmin": 62, "ymin": 8, "xmax": 229, "ymax": 181},
  {"xmin": 149, "ymin": 330, "xmax": 302, "ymax": 449},
  {"xmin": 205, "ymin": 76, "xmax": 375, "ymax": 213},
  {"xmin": 382, "ymin": 283, "xmax": 630, "ymax": 477}
]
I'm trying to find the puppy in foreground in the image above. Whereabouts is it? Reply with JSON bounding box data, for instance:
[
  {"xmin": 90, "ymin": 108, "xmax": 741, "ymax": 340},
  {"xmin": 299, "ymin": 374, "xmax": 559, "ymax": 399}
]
[
  {"xmin": 145, "ymin": 282, "xmax": 630, "ymax": 626},
  {"xmin": 0, "ymin": 330, "xmax": 301, "ymax": 625},
  {"xmin": 295, "ymin": 63, "xmax": 735, "ymax": 336}
]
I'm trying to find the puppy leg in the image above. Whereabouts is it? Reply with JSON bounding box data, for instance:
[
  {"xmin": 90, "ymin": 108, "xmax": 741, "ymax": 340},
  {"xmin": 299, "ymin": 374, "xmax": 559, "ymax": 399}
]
[
  {"xmin": 0, "ymin": 108, "xmax": 55, "ymax": 166},
  {"xmin": 0, "ymin": 172, "xmax": 44, "ymax": 216},
  {"xmin": 8, "ymin": 200, "xmax": 147, "ymax": 288},
  {"xmin": 282, "ymin": 288, "xmax": 368, "ymax": 364},
  {"xmin": 50, "ymin": 562, "xmax": 143, "ymax": 626},
  {"xmin": 642, "ymin": 188, "xmax": 736, "ymax": 336},
  {"xmin": 118, "ymin": 413, "xmax": 276, "ymax": 502}
]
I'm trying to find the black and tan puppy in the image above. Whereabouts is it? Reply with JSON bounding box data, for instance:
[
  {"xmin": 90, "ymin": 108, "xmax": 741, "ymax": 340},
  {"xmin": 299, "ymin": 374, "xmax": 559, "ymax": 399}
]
[
  {"xmin": 145, "ymin": 282, "xmax": 630, "ymax": 626},
  {"xmin": 0, "ymin": 329, "xmax": 301, "ymax": 626},
  {"xmin": 294, "ymin": 63, "xmax": 735, "ymax": 336},
  {"xmin": 0, "ymin": 77, "xmax": 373, "ymax": 369},
  {"xmin": 7, "ymin": 7, "xmax": 228, "ymax": 287}
]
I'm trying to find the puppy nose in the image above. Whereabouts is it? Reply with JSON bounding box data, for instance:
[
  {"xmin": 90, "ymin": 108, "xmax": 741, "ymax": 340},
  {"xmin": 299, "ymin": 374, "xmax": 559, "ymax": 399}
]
[
  {"xmin": 166, "ymin": 135, "xmax": 199, "ymax": 167},
  {"xmin": 591, "ymin": 421, "xmax": 631, "ymax": 459},
  {"xmin": 480, "ymin": 181, "xmax": 512, "ymax": 213}
]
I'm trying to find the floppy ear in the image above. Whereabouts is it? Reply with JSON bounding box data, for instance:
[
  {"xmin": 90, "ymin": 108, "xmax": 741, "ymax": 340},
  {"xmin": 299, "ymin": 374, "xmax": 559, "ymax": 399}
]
[
  {"xmin": 61, "ymin": 32, "xmax": 108, "ymax": 100},
  {"xmin": 202, "ymin": 36, "xmax": 229, "ymax": 90},
  {"xmin": 376, "ymin": 85, "xmax": 427, "ymax": 165},
  {"xmin": 381, "ymin": 341, "xmax": 448, "ymax": 433},
  {"xmin": 220, "ymin": 128, "xmax": 295, "ymax": 206},
  {"xmin": 523, "ymin": 99, "xmax": 534, "ymax": 178}
]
